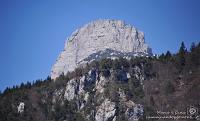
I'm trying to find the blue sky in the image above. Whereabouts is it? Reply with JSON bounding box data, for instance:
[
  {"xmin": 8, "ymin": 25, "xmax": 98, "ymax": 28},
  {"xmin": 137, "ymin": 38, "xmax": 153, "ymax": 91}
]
[{"xmin": 0, "ymin": 0, "xmax": 200, "ymax": 91}]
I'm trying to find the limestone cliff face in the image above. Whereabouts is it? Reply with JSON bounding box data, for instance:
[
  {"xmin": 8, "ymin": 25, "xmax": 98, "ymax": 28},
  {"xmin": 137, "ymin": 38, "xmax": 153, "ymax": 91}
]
[
  {"xmin": 52, "ymin": 66, "xmax": 145, "ymax": 121},
  {"xmin": 51, "ymin": 19, "xmax": 152, "ymax": 79}
]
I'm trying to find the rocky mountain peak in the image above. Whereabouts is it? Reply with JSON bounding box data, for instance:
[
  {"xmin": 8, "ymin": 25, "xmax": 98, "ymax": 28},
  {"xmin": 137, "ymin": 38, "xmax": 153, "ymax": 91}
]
[{"xmin": 51, "ymin": 19, "xmax": 152, "ymax": 79}]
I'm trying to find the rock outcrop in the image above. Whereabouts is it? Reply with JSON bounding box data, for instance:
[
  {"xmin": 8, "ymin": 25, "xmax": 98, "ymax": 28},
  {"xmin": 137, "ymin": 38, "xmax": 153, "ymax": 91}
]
[
  {"xmin": 17, "ymin": 102, "xmax": 25, "ymax": 113},
  {"xmin": 51, "ymin": 64, "xmax": 146, "ymax": 121},
  {"xmin": 51, "ymin": 19, "xmax": 152, "ymax": 79},
  {"xmin": 95, "ymin": 99, "xmax": 116, "ymax": 121},
  {"xmin": 2, "ymin": 43, "xmax": 200, "ymax": 121}
]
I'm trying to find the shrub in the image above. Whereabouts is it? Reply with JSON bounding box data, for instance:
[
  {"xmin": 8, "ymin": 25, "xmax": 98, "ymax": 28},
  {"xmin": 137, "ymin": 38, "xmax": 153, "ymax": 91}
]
[
  {"xmin": 99, "ymin": 58, "xmax": 112, "ymax": 70},
  {"xmin": 102, "ymin": 69, "xmax": 111, "ymax": 78}
]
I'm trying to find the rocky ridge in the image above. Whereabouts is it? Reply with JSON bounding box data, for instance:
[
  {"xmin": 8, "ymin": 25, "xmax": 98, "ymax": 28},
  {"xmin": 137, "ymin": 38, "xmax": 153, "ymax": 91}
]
[
  {"xmin": 51, "ymin": 19, "xmax": 152, "ymax": 79},
  {"xmin": 52, "ymin": 64, "xmax": 146, "ymax": 121}
]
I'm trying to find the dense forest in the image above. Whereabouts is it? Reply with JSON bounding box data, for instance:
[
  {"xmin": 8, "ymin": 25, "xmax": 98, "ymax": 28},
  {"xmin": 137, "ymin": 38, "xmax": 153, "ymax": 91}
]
[{"xmin": 0, "ymin": 42, "xmax": 200, "ymax": 121}]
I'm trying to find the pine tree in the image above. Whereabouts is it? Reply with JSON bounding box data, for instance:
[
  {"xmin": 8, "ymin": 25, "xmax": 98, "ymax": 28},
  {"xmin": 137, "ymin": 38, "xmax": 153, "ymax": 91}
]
[
  {"xmin": 159, "ymin": 53, "xmax": 165, "ymax": 61},
  {"xmin": 190, "ymin": 42, "xmax": 195, "ymax": 52},
  {"xmin": 179, "ymin": 42, "xmax": 187, "ymax": 54},
  {"xmin": 177, "ymin": 42, "xmax": 187, "ymax": 68},
  {"xmin": 165, "ymin": 51, "xmax": 172, "ymax": 60},
  {"xmin": 190, "ymin": 42, "xmax": 200, "ymax": 66}
]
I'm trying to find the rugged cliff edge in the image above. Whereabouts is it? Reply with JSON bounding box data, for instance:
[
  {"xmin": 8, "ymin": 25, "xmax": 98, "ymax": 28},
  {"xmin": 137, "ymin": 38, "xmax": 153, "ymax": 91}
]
[{"xmin": 51, "ymin": 19, "xmax": 152, "ymax": 79}]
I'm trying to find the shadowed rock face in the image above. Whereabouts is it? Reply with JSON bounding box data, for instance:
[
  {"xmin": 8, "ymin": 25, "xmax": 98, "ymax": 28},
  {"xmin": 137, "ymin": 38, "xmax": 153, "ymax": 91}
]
[{"xmin": 51, "ymin": 19, "xmax": 152, "ymax": 79}]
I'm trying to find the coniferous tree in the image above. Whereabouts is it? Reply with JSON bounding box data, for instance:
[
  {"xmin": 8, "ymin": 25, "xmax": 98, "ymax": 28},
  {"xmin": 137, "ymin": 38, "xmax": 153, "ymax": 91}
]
[
  {"xmin": 159, "ymin": 53, "xmax": 165, "ymax": 61},
  {"xmin": 190, "ymin": 42, "xmax": 195, "ymax": 52},
  {"xmin": 177, "ymin": 41, "xmax": 187, "ymax": 68},
  {"xmin": 165, "ymin": 51, "xmax": 172, "ymax": 60},
  {"xmin": 46, "ymin": 76, "xmax": 51, "ymax": 81},
  {"xmin": 190, "ymin": 42, "xmax": 200, "ymax": 66}
]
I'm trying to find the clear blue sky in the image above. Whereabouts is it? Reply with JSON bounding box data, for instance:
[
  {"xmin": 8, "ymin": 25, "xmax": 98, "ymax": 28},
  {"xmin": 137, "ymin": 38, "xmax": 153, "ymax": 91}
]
[{"xmin": 0, "ymin": 0, "xmax": 200, "ymax": 91}]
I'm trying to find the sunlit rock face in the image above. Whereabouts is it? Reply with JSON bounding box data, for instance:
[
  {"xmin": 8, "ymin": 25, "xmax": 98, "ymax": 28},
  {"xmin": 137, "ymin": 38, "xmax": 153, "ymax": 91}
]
[
  {"xmin": 51, "ymin": 67, "xmax": 145, "ymax": 121},
  {"xmin": 51, "ymin": 19, "xmax": 152, "ymax": 79},
  {"xmin": 17, "ymin": 102, "xmax": 25, "ymax": 113},
  {"xmin": 95, "ymin": 99, "xmax": 116, "ymax": 121}
]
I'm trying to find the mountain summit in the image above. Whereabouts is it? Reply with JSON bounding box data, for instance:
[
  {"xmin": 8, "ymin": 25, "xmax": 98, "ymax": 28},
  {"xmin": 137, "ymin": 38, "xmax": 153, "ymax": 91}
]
[
  {"xmin": 51, "ymin": 19, "xmax": 152, "ymax": 79},
  {"xmin": 1, "ymin": 19, "xmax": 200, "ymax": 121}
]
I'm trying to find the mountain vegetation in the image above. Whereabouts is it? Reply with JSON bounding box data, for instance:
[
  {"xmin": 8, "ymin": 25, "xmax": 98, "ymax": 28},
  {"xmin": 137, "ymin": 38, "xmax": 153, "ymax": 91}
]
[{"xmin": 0, "ymin": 42, "xmax": 200, "ymax": 121}]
